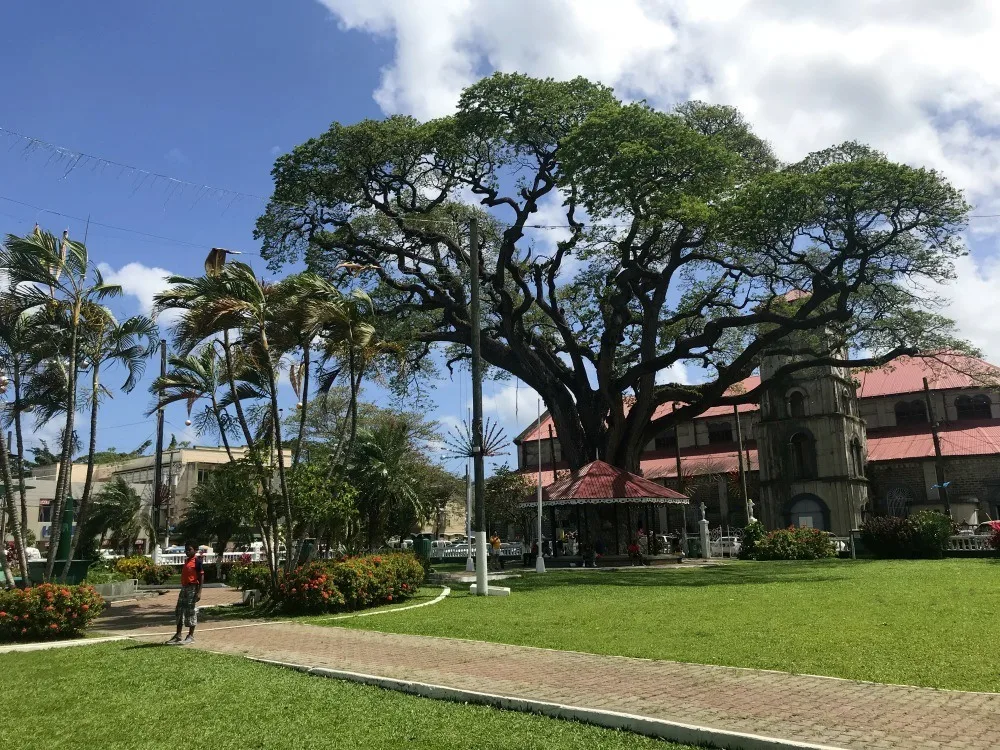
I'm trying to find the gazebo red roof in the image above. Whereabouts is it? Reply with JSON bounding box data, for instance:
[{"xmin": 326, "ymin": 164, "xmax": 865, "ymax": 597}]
[{"xmin": 522, "ymin": 460, "xmax": 689, "ymax": 507}]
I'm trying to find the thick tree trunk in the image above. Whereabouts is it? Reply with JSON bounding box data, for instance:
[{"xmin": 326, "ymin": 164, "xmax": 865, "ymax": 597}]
[{"xmin": 62, "ymin": 364, "xmax": 101, "ymax": 580}]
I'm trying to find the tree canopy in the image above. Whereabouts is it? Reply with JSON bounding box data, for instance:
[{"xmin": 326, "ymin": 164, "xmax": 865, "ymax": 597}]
[{"xmin": 257, "ymin": 73, "xmax": 971, "ymax": 471}]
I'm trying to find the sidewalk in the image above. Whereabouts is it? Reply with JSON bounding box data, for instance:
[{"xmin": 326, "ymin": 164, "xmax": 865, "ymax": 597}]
[
  {"xmin": 159, "ymin": 622, "xmax": 1000, "ymax": 750},
  {"xmin": 95, "ymin": 587, "xmax": 243, "ymax": 632}
]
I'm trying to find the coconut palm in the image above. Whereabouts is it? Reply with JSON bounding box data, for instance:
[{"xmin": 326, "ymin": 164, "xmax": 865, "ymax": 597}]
[
  {"xmin": 150, "ymin": 345, "xmax": 238, "ymax": 461},
  {"xmin": 1, "ymin": 229, "xmax": 121, "ymax": 580},
  {"xmin": 0, "ymin": 306, "xmax": 38, "ymax": 534},
  {"xmin": 154, "ymin": 262, "xmax": 294, "ymax": 574},
  {"xmin": 60, "ymin": 310, "xmax": 157, "ymax": 579}
]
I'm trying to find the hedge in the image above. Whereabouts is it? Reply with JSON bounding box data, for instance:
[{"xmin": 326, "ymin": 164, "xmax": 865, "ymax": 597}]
[
  {"xmin": 860, "ymin": 510, "xmax": 953, "ymax": 559},
  {"xmin": 754, "ymin": 526, "xmax": 836, "ymax": 560},
  {"xmin": 276, "ymin": 553, "xmax": 424, "ymax": 614},
  {"xmin": 0, "ymin": 583, "xmax": 105, "ymax": 642}
]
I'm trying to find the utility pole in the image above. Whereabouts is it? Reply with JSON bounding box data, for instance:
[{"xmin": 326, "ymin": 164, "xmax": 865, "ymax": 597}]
[
  {"xmin": 923, "ymin": 377, "xmax": 952, "ymax": 518},
  {"xmin": 152, "ymin": 339, "xmax": 167, "ymax": 547},
  {"xmin": 673, "ymin": 403, "xmax": 687, "ymax": 553},
  {"xmin": 734, "ymin": 405, "xmax": 749, "ymax": 519},
  {"xmin": 470, "ymin": 217, "xmax": 488, "ymax": 596}
]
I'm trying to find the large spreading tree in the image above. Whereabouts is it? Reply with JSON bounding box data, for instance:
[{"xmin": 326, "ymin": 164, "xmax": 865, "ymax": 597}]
[{"xmin": 257, "ymin": 73, "xmax": 971, "ymax": 472}]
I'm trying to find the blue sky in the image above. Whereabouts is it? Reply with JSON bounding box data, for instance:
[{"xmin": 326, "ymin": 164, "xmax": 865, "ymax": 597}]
[{"xmin": 3, "ymin": 0, "xmax": 1000, "ymax": 474}]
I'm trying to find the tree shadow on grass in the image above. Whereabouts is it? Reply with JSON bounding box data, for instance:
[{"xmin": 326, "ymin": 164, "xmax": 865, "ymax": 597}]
[{"xmin": 511, "ymin": 560, "xmax": 864, "ymax": 593}]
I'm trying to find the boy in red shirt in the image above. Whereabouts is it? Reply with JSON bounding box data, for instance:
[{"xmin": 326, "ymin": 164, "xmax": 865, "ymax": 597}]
[{"xmin": 166, "ymin": 542, "xmax": 203, "ymax": 645}]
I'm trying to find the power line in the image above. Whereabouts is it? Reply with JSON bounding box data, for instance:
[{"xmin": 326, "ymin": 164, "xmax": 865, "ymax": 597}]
[
  {"xmin": 5, "ymin": 124, "xmax": 997, "ymax": 230},
  {"xmin": 0, "ymin": 195, "xmax": 261, "ymax": 255}
]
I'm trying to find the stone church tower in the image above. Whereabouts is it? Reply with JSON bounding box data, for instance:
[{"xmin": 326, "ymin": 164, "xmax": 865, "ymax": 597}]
[{"xmin": 756, "ymin": 334, "xmax": 869, "ymax": 536}]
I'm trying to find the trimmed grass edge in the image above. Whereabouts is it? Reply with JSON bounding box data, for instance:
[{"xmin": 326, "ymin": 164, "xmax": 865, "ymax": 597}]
[{"xmin": 243, "ymin": 655, "xmax": 846, "ymax": 750}]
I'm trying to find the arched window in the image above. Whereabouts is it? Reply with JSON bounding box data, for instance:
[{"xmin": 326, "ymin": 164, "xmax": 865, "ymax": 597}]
[
  {"xmin": 885, "ymin": 486, "xmax": 913, "ymax": 518},
  {"xmin": 956, "ymin": 394, "xmax": 992, "ymax": 421},
  {"xmin": 788, "ymin": 390, "xmax": 806, "ymax": 418},
  {"xmin": 785, "ymin": 494, "xmax": 829, "ymax": 530},
  {"xmin": 787, "ymin": 431, "xmax": 817, "ymax": 480},
  {"xmin": 707, "ymin": 421, "xmax": 733, "ymax": 445},
  {"xmin": 894, "ymin": 399, "xmax": 927, "ymax": 427},
  {"xmin": 851, "ymin": 438, "xmax": 865, "ymax": 477}
]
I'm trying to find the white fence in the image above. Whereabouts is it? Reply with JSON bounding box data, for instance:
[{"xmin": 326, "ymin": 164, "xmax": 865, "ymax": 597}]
[
  {"xmin": 151, "ymin": 551, "xmax": 269, "ymax": 566},
  {"xmin": 428, "ymin": 544, "xmax": 523, "ymax": 560},
  {"xmin": 947, "ymin": 534, "xmax": 992, "ymax": 552}
]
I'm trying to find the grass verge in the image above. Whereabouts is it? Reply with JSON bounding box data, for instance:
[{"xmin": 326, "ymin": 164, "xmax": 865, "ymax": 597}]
[
  {"xmin": 329, "ymin": 558, "xmax": 1000, "ymax": 692},
  {"xmin": 0, "ymin": 642, "xmax": 697, "ymax": 750}
]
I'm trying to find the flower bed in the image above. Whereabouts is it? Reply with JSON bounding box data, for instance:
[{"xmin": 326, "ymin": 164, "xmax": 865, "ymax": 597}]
[
  {"xmin": 754, "ymin": 526, "xmax": 836, "ymax": 560},
  {"xmin": 0, "ymin": 583, "xmax": 105, "ymax": 642},
  {"xmin": 112, "ymin": 555, "xmax": 174, "ymax": 585},
  {"xmin": 276, "ymin": 553, "xmax": 424, "ymax": 615}
]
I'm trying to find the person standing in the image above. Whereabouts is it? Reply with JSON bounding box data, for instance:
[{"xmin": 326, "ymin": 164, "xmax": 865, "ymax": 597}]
[{"xmin": 166, "ymin": 542, "xmax": 203, "ymax": 646}]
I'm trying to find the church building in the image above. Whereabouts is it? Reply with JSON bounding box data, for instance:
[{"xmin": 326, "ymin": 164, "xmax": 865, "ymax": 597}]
[{"xmin": 515, "ymin": 352, "xmax": 1000, "ymax": 537}]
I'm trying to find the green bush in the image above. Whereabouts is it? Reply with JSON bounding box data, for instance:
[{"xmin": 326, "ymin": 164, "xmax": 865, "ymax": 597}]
[
  {"xmin": 755, "ymin": 526, "xmax": 836, "ymax": 560},
  {"xmin": 113, "ymin": 556, "xmax": 153, "ymax": 579},
  {"xmin": 139, "ymin": 564, "xmax": 175, "ymax": 585},
  {"xmin": 227, "ymin": 563, "xmax": 272, "ymax": 593},
  {"xmin": 84, "ymin": 560, "xmax": 129, "ymax": 584},
  {"xmin": 276, "ymin": 553, "xmax": 424, "ymax": 615},
  {"xmin": 739, "ymin": 520, "xmax": 765, "ymax": 560},
  {"xmin": 0, "ymin": 583, "xmax": 105, "ymax": 642},
  {"xmin": 860, "ymin": 510, "xmax": 953, "ymax": 559}
]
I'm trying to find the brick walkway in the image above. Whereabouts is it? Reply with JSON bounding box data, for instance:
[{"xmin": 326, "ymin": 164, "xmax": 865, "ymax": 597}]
[
  {"xmin": 95, "ymin": 587, "xmax": 243, "ymax": 633},
  {"xmin": 161, "ymin": 622, "xmax": 999, "ymax": 750}
]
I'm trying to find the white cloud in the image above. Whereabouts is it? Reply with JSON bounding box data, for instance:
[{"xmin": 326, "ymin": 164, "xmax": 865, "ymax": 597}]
[
  {"xmin": 164, "ymin": 147, "xmax": 190, "ymax": 166},
  {"xmin": 98, "ymin": 261, "xmax": 176, "ymax": 324},
  {"xmin": 656, "ymin": 362, "xmax": 692, "ymax": 386},
  {"xmin": 316, "ymin": 0, "xmax": 1000, "ymax": 210},
  {"xmin": 482, "ymin": 381, "xmax": 542, "ymax": 430},
  {"xmin": 932, "ymin": 254, "xmax": 1000, "ymax": 363},
  {"xmin": 270, "ymin": 145, "xmax": 282, "ymax": 156}
]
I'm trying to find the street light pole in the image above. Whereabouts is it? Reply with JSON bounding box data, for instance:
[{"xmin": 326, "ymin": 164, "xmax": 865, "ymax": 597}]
[
  {"xmin": 470, "ymin": 217, "xmax": 488, "ymax": 596},
  {"xmin": 152, "ymin": 340, "xmax": 166, "ymax": 552},
  {"xmin": 536, "ymin": 399, "xmax": 546, "ymax": 573},
  {"xmin": 465, "ymin": 462, "xmax": 474, "ymax": 573}
]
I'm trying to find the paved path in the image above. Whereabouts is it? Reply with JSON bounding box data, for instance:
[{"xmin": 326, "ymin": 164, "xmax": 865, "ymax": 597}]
[
  {"xmin": 95, "ymin": 587, "xmax": 243, "ymax": 633},
  {"xmin": 165, "ymin": 622, "xmax": 999, "ymax": 750}
]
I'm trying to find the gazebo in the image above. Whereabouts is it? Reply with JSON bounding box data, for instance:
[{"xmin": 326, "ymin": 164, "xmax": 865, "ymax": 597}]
[{"xmin": 520, "ymin": 460, "xmax": 689, "ymax": 561}]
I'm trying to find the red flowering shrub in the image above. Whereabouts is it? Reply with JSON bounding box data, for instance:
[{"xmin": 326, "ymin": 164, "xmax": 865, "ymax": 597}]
[
  {"xmin": 276, "ymin": 562, "xmax": 346, "ymax": 614},
  {"xmin": 0, "ymin": 583, "xmax": 105, "ymax": 643},
  {"xmin": 275, "ymin": 553, "xmax": 424, "ymax": 615}
]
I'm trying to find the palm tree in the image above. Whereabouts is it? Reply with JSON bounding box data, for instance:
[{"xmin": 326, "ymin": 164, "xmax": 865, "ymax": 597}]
[
  {"xmin": 151, "ymin": 345, "xmax": 237, "ymax": 461},
  {"xmin": 60, "ymin": 310, "xmax": 157, "ymax": 579},
  {"xmin": 1, "ymin": 229, "xmax": 122, "ymax": 580},
  {"xmin": 154, "ymin": 262, "xmax": 294, "ymax": 575},
  {"xmin": 0, "ymin": 306, "xmax": 38, "ymax": 534}
]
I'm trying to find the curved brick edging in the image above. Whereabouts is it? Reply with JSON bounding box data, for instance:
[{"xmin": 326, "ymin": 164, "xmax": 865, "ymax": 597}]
[{"xmin": 246, "ymin": 656, "xmax": 847, "ymax": 750}]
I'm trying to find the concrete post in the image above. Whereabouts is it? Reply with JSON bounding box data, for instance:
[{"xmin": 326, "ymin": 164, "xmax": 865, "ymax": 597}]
[{"xmin": 699, "ymin": 502, "xmax": 711, "ymax": 559}]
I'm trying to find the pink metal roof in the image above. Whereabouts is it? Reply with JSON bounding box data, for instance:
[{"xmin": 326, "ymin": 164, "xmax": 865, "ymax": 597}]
[
  {"xmin": 643, "ymin": 449, "xmax": 759, "ymax": 480},
  {"xmin": 539, "ymin": 460, "xmax": 689, "ymax": 504},
  {"xmin": 855, "ymin": 354, "xmax": 1000, "ymax": 398},
  {"xmin": 866, "ymin": 422, "xmax": 1000, "ymax": 461}
]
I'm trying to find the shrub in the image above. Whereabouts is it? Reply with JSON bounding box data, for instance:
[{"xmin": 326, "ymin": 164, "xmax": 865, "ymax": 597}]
[
  {"xmin": 989, "ymin": 528, "xmax": 1000, "ymax": 550},
  {"xmin": 139, "ymin": 564, "xmax": 175, "ymax": 586},
  {"xmin": 84, "ymin": 560, "xmax": 128, "ymax": 584},
  {"xmin": 275, "ymin": 553, "xmax": 424, "ymax": 615},
  {"xmin": 227, "ymin": 564, "xmax": 272, "ymax": 593},
  {"xmin": 755, "ymin": 526, "xmax": 836, "ymax": 561},
  {"xmin": 0, "ymin": 583, "xmax": 105, "ymax": 643},
  {"xmin": 114, "ymin": 555, "xmax": 153, "ymax": 579},
  {"xmin": 861, "ymin": 510, "xmax": 954, "ymax": 559},
  {"xmin": 739, "ymin": 520, "xmax": 765, "ymax": 560},
  {"xmin": 276, "ymin": 561, "xmax": 346, "ymax": 614}
]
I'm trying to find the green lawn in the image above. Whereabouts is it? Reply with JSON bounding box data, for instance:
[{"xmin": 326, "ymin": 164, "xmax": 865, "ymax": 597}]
[
  {"xmin": 0, "ymin": 643, "xmax": 696, "ymax": 750},
  {"xmin": 330, "ymin": 559, "xmax": 1000, "ymax": 692}
]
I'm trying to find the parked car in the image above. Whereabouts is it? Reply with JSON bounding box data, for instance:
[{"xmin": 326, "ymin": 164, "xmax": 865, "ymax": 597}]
[{"xmin": 710, "ymin": 536, "xmax": 742, "ymax": 556}]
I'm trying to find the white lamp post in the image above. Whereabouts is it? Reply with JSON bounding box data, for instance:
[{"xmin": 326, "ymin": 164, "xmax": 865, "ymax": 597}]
[{"xmin": 535, "ymin": 399, "xmax": 546, "ymax": 573}]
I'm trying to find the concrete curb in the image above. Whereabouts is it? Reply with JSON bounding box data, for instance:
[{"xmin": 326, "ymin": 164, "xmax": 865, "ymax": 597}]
[
  {"xmin": 312, "ymin": 586, "xmax": 451, "ymax": 622},
  {"xmin": 0, "ymin": 635, "xmax": 128, "ymax": 654},
  {"xmin": 246, "ymin": 656, "xmax": 848, "ymax": 750}
]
